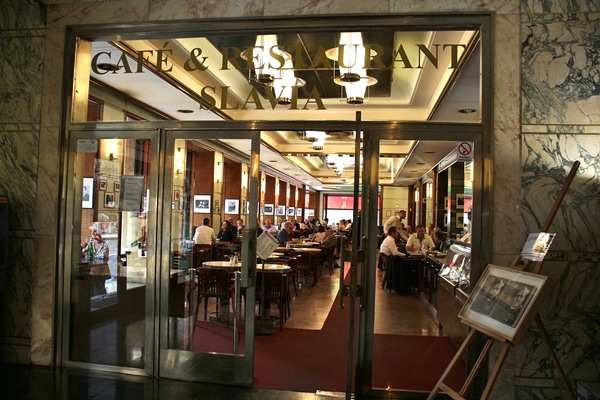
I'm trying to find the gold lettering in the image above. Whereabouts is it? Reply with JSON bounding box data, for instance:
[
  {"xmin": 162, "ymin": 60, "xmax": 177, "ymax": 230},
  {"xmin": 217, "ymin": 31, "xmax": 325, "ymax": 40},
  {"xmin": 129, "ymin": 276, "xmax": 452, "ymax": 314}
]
[
  {"xmin": 91, "ymin": 51, "xmax": 112, "ymax": 74},
  {"xmin": 363, "ymin": 44, "xmax": 386, "ymax": 69},
  {"xmin": 392, "ymin": 44, "xmax": 414, "ymax": 68},
  {"xmin": 443, "ymin": 44, "xmax": 466, "ymax": 68},
  {"xmin": 136, "ymin": 50, "xmax": 154, "ymax": 73},
  {"xmin": 241, "ymin": 87, "xmax": 265, "ymax": 110},
  {"xmin": 220, "ymin": 47, "xmax": 244, "ymax": 70},
  {"xmin": 302, "ymin": 86, "xmax": 326, "ymax": 110},
  {"xmin": 219, "ymin": 86, "xmax": 240, "ymax": 110},
  {"xmin": 199, "ymin": 86, "xmax": 217, "ymax": 109},
  {"xmin": 417, "ymin": 44, "xmax": 439, "ymax": 68}
]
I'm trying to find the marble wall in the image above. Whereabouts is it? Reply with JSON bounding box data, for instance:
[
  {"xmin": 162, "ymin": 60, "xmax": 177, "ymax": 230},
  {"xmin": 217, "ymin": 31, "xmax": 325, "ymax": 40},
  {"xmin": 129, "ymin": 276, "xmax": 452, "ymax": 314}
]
[{"xmin": 0, "ymin": 0, "xmax": 597, "ymax": 398}]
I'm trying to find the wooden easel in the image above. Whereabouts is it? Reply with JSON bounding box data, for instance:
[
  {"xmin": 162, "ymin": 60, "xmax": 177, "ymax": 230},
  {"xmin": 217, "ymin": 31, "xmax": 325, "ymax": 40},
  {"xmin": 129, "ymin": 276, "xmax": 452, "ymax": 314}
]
[{"xmin": 427, "ymin": 161, "xmax": 580, "ymax": 400}]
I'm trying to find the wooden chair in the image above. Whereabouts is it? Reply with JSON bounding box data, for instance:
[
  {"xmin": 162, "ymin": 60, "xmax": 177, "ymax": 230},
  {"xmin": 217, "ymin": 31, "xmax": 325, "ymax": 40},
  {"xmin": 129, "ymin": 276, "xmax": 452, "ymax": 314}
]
[
  {"xmin": 379, "ymin": 253, "xmax": 389, "ymax": 289},
  {"xmin": 289, "ymin": 250, "xmax": 314, "ymax": 286},
  {"xmin": 255, "ymin": 270, "xmax": 288, "ymax": 331},
  {"xmin": 320, "ymin": 244, "xmax": 336, "ymax": 275},
  {"xmin": 193, "ymin": 268, "xmax": 232, "ymax": 328},
  {"xmin": 192, "ymin": 244, "xmax": 213, "ymax": 268}
]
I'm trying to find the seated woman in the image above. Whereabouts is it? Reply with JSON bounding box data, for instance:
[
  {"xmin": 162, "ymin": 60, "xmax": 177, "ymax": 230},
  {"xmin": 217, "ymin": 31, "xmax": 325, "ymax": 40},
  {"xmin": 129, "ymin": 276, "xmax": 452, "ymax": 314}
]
[
  {"xmin": 81, "ymin": 230, "xmax": 110, "ymax": 260},
  {"xmin": 217, "ymin": 220, "xmax": 234, "ymax": 242}
]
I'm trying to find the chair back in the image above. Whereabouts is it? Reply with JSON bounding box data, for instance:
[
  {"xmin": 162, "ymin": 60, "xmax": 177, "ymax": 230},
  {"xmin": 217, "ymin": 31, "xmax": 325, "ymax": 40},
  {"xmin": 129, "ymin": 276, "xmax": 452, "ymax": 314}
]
[
  {"xmin": 196, "ymin": 268, "xmax": 231, "ymax": 298},
  {"xmin": 192, "ymin": 244, "xmax": 213, "ymax": 268}
]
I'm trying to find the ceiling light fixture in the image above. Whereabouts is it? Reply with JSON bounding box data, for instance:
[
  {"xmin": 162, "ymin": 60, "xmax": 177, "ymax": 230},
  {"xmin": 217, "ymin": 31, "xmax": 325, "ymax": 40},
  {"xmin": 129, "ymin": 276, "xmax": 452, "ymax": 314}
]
[
  {"xmin": 241, "ymin": 34, "xmax": 291, "ymax": 86},
  {"xmin": 325, "ymin": 32, "xmax": 378, "ymax": 104},
  {"xmin": 273, "ymin": 58, "xmax": 306, "ymax": 105}
]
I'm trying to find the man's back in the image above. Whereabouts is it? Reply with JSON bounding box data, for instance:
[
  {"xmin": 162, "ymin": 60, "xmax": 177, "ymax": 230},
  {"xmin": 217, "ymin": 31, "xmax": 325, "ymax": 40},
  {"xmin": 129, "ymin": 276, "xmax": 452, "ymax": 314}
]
[{"xmin": 195, "ymin": 225, "xmax": 216, "ymax": 244}]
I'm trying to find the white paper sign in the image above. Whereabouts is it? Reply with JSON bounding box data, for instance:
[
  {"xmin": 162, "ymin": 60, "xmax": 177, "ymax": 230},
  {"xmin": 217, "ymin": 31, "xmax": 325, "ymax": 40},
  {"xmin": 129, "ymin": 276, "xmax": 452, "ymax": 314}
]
[
  {"xmin": 256, "ymin": 231, "xmax": 279, "ymax": 260},
  {"xmin": 521, "ymin": 232, "xmax": 555, "ymax": 261}
]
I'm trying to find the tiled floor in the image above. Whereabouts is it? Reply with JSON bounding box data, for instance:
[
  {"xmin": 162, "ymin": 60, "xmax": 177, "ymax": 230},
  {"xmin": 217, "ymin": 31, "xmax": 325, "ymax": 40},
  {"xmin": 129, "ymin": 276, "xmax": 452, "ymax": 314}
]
[{"xmin": 1, "ymin": 262, "xmax": 443, "ymax": 399}]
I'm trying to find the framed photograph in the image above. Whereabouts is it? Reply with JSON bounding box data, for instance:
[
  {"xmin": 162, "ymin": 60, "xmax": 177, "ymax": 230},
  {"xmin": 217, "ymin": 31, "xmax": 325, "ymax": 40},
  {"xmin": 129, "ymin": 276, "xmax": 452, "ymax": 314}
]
[
  {"xmin": 193, "ymin": 194, "xmax": 211, "ymax": 213},
  {"xmin": 263, "ymin": 204, "xmax": 274, "ymax": 215},
  {"xmin": 306, "ymin": 209, "xmax": 314, "ymax": 217},
  {"xmin": 456, "ymin": 193, "xmax": 465, "ymax": 209},
  {"xmin": 295, "ymin": 207, "xmax": 302, "ymax": 217},
  {"xmin": 276, "ymin": 205, "xmax": 286, "ymax": 216},
  {"xmin": 386, "ymin": 210, "xmax": 391, "ymax": 217},
  {"xmin": 82, "ymin": 177, "xmax": 93, "ymax": 209},
  {"xmin": 99, "ymin": 179, "xmax": 107, "ymax": 191},
  {"xmin": 104, "ymin": 192, "xmax": 115, "ymax": 208},
  {"xmin": 456, "ymin": 212, "xmax": 464, "ymax": 228},
  {"xmin": 173, "ymin": 189, "xmax": 180, "ymax": 201},
  {"xmin": 459, "ymin": 264, "xmax": 549, "ymax": 344},
  {"xmin": 225, "ymin": 199, "xmax": 239, "ymax": 214},
  {"xmin": 444, "ymin": 196, "xmax": 449, "ymax": 211},
  {"xmin": 113, "ymin": 181, "xmax": 120, "ymax": 192},
  {"xmin": 287, "ymin": 206, "xmax": 295, "ymax": 216}
]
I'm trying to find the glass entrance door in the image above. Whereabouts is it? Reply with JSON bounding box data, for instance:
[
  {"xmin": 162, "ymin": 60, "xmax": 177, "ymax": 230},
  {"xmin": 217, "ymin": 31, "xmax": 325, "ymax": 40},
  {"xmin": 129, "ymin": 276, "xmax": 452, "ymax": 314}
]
[
  {"xmin": 62, "ymin": 128, "xmax": 159, "ymax": 373},
  {"xmin": 158, "ymin": 128, "xmax": 261, "ymax": 385}
]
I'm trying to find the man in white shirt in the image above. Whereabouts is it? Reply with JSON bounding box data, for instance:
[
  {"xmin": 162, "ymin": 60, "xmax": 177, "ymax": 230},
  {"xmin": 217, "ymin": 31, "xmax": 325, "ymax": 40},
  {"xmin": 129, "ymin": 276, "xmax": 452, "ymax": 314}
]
[
  {"xmin": 406, "ymin": 224, "xmax": 435, "ymax": 252},
  {"xmin": 383, "ymin": 209, "xmax": 406, "ymax": 235},
  {"xmin": 261, "ymin": 218, "xmax": 277, "ymax": 233},
  {"xmin": 193, "ymin": 218, "xmax": 217, "ymax": 244},
  {"xmin": 379, "ymin": 226, "xmax": 405, "ymax": 257}
]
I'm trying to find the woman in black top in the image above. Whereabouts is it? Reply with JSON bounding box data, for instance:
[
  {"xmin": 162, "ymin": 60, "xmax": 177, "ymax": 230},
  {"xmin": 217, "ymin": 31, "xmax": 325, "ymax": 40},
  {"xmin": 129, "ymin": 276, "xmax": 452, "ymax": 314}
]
[{"xmin": 217, "ymin": 220, "xmax": 234, "ymax": 242}]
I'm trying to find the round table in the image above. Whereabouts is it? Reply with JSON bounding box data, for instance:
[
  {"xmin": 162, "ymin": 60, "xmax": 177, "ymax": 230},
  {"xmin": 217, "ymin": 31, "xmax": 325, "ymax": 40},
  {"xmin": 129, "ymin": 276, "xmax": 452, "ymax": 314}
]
[{"xmin": 202, "ymin": 260, "xmax": 242, "ymax": 270}]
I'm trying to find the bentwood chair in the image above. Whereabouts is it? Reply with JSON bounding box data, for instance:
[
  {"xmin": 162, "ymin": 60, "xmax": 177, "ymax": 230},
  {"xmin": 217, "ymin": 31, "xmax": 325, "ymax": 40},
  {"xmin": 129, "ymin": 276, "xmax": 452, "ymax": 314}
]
[
  {"xmin": 255, "ymin": 270, "xmax": 288, "ymax": 331},
  {"xmin": 192, "ymin": 244, "xmax": 213, "ymax": 268},
  {"xmin": 193, "ymin": 268, "xmax": 232, "ymax": 330}
]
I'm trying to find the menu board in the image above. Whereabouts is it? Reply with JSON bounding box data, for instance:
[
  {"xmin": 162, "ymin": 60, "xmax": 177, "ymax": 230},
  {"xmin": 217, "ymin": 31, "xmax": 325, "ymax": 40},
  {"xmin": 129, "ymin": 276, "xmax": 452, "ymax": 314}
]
[
  {"xmin": 256, "ymin": 231, "xmax": 279, "ymax": 260},
  {"xmin": 118, "ymin": 175, "xmax": 145, "ymax": 212}
]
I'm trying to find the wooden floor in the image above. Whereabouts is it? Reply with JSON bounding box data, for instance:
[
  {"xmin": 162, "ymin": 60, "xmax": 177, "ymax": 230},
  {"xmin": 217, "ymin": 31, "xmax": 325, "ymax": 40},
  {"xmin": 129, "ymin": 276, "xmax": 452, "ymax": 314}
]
[{"xmin": 277, "ymin": 262, "xmax": 441, "ymax": 336}]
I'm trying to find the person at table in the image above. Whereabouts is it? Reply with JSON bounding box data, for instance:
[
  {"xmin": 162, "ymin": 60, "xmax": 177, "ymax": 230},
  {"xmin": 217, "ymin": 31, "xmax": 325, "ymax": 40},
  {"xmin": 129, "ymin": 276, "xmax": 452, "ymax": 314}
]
[
  {"xmin": 193, "ymin": 218, "xmax": 217, "ymax": 244},
  {"xmin": 406, "ymin": 224, "xmax": 435, "ymax": 252},
  {"xmin": 81, "ymin": 230, "xmax": 110, "ymax": 259},
  {"xmin": 261, "ymin": 218, "xmax": 277, "ymax": 234},
  {"xmin": 433, "ymin": 230, "xmax": 445, "ymax": 251},
  {"xmin": 277, "ymin": 221, "xmax": 294, "ymax": 244},
  {"xmin": 235, "ymin": 218, "xmax": 244, "ymax": 237},
  {"xmin": 312, "ymin": 225, "xmax": 326, "ymax": 243},
  {"xmin": 217, "ymin": 220, "xmax": 235, "ymax": 242},
  {"xmin": 379, "ymin": 226, "xmax": 405, "ymax": 257},
  {"xmin": 383, "ymin": 209, "xmax": 406, "ymax": 234}
]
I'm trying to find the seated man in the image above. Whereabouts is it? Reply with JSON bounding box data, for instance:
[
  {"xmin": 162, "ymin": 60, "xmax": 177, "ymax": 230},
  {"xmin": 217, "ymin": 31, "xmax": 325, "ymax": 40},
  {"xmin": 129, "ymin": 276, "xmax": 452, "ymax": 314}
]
[
  {"xmin": 379, "ymin": 226, "xmax": 405, "ymax": 257},
  {"xmin": 277, "ymin": 221, "xmax": 294, "ymax": 244},
  {"xmin": 406, "ymin": 224, "xmax": 435, "ymax": 252},
  {"xmin": 261, "ymin": 218, "xmax": 277, "ymax": 234}
]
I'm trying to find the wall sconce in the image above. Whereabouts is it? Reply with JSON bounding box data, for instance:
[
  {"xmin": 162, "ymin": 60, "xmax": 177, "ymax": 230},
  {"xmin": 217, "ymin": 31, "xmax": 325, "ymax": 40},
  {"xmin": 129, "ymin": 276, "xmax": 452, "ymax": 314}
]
[{"xmin": 109, "ymin": 153, "xmax": 117, "ymax": 161}]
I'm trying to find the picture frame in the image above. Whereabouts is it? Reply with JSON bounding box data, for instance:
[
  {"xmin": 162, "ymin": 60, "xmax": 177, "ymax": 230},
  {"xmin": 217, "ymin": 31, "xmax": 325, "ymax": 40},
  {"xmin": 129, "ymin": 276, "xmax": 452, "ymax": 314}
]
[
  {"xmin": 458, "ymin": 264, "xmax": 549, "ymax": 344},
  {"xmin": 263, "ymin": 204, "xmax": 274, "ymax": 215},
  {"xmin": 104, "ymin": 192, "xmax": 115, "ymax": 208},
  {"xmin": 295, "ymin": 207, "xmax": 302, "ymax": 217},
  {"xmin": 193, "ymin": 194, "xmax": 211, "ymax": 213},
  {"xmin": 456, "ymin": 212, "xmax": 464, "ymax": 228},
  {"xmin": 173, "ymin": 189, "xmax": 180, "ymax": 201},
  {"xmin": 306, "ymin": 209, "xmax": 314, "ymax": 217},
  {"xmin": 225, "ymin": 199, "xmax": 239, "ymax": 214},
  {"xmin": 287, "ymin": 206, "xmax": 295, "ymax": 216},
  {"xmin": 276, "ymin": 205, "xmax": 286, "ymax": 216},
  {"xmin": 386, "ymin": 210, "xmax": 391, "ymax": 217},
  {"xmin": 99, "ymin": 179, "xmax": 107, "ymax": 191},
  {"xmin": 456, "ymin": 193, "xmax": 465, "ymax": 209},
  {"xmin": 82, "ymin": 177, "xmax": 93, "ymax": 209},
  {"xmin": 113, "ymin": 181, "xmax": 120, "ymax": 192}
]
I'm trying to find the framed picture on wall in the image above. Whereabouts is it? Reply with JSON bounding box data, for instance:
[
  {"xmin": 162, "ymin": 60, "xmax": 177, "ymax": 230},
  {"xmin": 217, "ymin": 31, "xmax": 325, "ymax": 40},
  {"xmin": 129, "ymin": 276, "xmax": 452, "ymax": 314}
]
[
  {"xmin": 104, "ymin": 192, "xmax": 115, "ymax": 208},
  {"xmin": 193, "ymin": 194, "xmax": 211, "ymax": 213},
  {"xmin": 225, "ymin": 199, "xmax": 239, "ymax": 214},
  {"xmin": 287, "ymin": 207, "xmax": 295, "ymax": 216},
  {"xmin": 295, "ymin": 208, "xmax": 302, "ymax": 217},
  {"xmin": 263, "ymin": 204, "xmax": 274, "ymax": 215},
  {"xmin": 113, "ymin": 181, "xmax": 120, "ymax": 192},
  {"xmin": 456, "ymin": 212, "xmax": 464, "ymax": 228},
  {"xmin": 456, "ymin": 193, "xmax": 465, "ymax": 209},
  {"xmin": 99, "ymin": 179, "xmax": 107, "ymax": 191},
  {"xmin": 458, "ymin": 264, "xmax": 549, "ymax": 344},
  {"xmin": 276, "ymin": 205, "xmax": 285, "ymax": 216},
  {"xmin": 82, "ymin": 177, "xmax": 93, "ymax": 209},
  {"xmin": 306, "ymin": 209, "xmax": 314, "ymax": 217}
]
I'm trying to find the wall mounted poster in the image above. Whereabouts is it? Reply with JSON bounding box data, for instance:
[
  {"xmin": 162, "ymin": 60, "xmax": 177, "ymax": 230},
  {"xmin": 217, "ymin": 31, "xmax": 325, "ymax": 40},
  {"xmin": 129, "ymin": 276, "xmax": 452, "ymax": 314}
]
[
  {"xmin": 276, "ymin": 205, "xmax": 286, "ymax": 216},
  {"xmin": 225, "ymin": 199, "xmax": 239, "ymax": 214},
  {"xmin": 82, "ymin": 177, "xmax": 93, "ymax": 209},
  {"xmin": 263, "ymin": 204, "xmax": 274, "ymax": 215},
  {"xmin": 459, "ymin": 264, "xmax": 549, "ymax": 344},
  {"xmin": 193, "ymin": 195, "xmax": 211, "ymax": 213},
  {"xmin": 287, "ymin": 207, "xmax": 295, "ymax": 216}
]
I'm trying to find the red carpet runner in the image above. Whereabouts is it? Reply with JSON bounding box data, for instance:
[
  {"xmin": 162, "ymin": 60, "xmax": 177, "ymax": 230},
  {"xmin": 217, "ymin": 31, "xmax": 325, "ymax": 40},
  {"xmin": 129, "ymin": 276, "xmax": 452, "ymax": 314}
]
[{"xmin": 194, "ymin": 297, "xmax": 465, "ymax": 393}]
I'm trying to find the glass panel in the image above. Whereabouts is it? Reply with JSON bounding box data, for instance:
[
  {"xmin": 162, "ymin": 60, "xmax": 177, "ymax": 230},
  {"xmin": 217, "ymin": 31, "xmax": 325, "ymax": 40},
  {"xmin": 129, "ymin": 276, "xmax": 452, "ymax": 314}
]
[
  {"xmin": 70, "ymin": 137, "xmax": 151, "ymax": 368},
  {"xmin": 167, "ymin": 138, "xmax": 251, "ymax": 355},
  {"xmin": 89, "ymin": 29, "xmax": 481, "ymax": 124}
]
